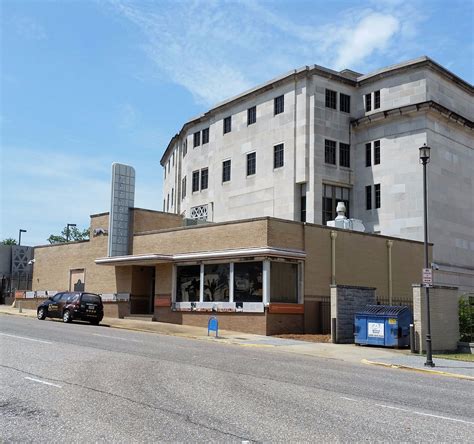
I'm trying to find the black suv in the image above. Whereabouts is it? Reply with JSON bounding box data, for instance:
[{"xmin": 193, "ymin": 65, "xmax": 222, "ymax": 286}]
[{"xmin": 37, "ymin": 292, "xmax": 104, "ymax": 325}]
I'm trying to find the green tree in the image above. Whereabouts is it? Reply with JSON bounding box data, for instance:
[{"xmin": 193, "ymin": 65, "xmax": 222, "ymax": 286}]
[
  {"xmin": 1, "ymin": 238, "xmax": 17, "ymax": 245},
  {"xmin": 48, "ymin": 226, "xmax": 90, "ymax": 244}
]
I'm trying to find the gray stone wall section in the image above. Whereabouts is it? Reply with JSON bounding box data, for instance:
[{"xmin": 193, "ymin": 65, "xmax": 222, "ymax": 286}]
[
  {"xmin": 413, "ymin": 284, "xmax": 460, "ymax": 353},
  {"xmin": 331, "ymin": 285, "xmax": 376, "ymax": 343}
]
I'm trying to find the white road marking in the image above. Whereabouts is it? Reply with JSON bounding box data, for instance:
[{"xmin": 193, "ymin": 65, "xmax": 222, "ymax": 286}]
[
  {"xmin": 24, "ymin": 377, "xmax": 62, "ymax": 388},
  {"xmin": 0, "ymin": 332, "xmax": 52, "ymax": 344},
  {"xmin": 92, "ymin": 333, "xmax": 142, "ymax": 343},
  {"xmin": 340, "ymin": 397, "xmax": 358, "ymax": 402},
  {"xmin": 375, "ymin": 404, "xmax": 474, "ymax": 425}
]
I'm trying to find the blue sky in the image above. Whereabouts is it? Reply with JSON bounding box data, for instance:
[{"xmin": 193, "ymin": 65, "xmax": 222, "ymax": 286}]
[{"xmin": 1, "ymin": 0, "xmax": 473, "ymax": 245}]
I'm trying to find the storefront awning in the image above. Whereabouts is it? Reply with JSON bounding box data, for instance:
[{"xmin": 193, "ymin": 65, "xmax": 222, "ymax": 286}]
[{"xmin": 95, "ymin": 247, "xmax": 306, "ymax": 266}]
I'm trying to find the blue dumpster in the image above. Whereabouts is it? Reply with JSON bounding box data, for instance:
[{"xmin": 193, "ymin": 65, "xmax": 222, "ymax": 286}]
[{"xmin": 354, "ymin": 305, "xmax": 412, "ymax": 347}]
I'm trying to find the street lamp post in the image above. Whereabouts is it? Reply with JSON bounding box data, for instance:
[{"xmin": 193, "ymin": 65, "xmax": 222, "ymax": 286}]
[
  {"xmin": 419, "ymin": 144, "xmax": 435, "ymax": 367},
  {"xmin": 18, "ymin": 229, "xmax": 27, "ymax": 246},
  {"xmin": 66, "ymin": 223, "xmax": 77, "ymax": 242}
]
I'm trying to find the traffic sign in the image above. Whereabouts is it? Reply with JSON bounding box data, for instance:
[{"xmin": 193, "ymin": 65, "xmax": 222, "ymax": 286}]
[{"xmin": 422, "ymin": 268, "xmax": 432, "ymax": 285}]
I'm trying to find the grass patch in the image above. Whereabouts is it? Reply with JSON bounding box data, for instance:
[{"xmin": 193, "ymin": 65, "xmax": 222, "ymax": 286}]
[{"xmin": 433, "ymin": 353, "xmax": 474, "ymax": 362}]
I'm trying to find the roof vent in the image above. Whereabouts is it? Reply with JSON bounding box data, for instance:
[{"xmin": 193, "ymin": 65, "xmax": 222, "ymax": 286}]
[{"xmin": 326, "ymin": 202, "xmax": 365, "ymax": 232}]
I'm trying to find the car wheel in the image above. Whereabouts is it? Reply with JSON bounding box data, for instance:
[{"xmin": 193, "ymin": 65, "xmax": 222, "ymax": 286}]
[
  {"xmin": 37, "ymin": 307, "xmax": 46, "ymax": 320},
  {"xmin": 62, "ymin": 310, "xmax": 72, "ymax": 323}
]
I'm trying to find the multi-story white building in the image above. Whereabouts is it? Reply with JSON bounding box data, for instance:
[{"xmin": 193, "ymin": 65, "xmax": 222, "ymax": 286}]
[{"xmin": 160, "ymin": 56, "xmax": 473, "ymax": 290}]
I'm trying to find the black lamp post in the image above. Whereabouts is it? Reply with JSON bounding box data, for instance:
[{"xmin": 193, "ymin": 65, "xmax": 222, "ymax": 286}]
[
  {"xmin": 419, "ymin": 144, "xmax": 435, "ymax": 367},
  {"xmin": 18, "ymin": 229, "xmax": 27, "ymax": 246},
  {"xmin": 66, "ymin": 223, "xmax": 76, "ymax": 242}
]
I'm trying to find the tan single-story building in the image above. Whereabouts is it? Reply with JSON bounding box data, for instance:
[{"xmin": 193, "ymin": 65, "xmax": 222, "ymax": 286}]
[{"xmin": 31, "ymin": 208, "xmax": 429, "ymax": 335}]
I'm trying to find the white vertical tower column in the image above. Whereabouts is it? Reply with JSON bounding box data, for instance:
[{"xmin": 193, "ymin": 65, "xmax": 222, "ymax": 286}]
[
  {"xmin": 199, "ymin": 263, "xmax": 205, "ymax": 302},
  {"xmin": 263, "ymin": 260, "xmax": 271, "ymax": 305},
  {"xmin": 229, "ymin": 263, "xmax": 234, "ymax": 303},
  {"xmin": 171, "ymin": 265, "xmax": 177, "ymax": 303}
]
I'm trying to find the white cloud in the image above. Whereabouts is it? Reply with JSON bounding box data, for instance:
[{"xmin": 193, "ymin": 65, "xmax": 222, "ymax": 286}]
[
  {"xmin": 108, "ymin": 0, "xmax": 425, "ymax": 105},
  {"xmin": 334, "ymin": 13, "xmax": 400, "ymax": 70},
  {"xmin": 13, "ymin": 16, "xmax": 47, "ymax": 40}
]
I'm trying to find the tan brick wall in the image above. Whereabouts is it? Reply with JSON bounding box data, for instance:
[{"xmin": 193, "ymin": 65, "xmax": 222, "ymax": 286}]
[
  {"xmin": 155, "ymin": 263, "xmax": 172, "ymax": 296},
  {"xmin": 267, "ymin": 219, "xmax": 304, "ymax": 250},
  {"xmin": 413, "ymin": 285, "xmax": 460, "ymax": 352},
  {"xmin": 133, "ymin": 219, "xmax": 269, "ymax": 255},
  {"xmin": 131, "ymin": 209, "xmax": 183, "ymax": 234}
]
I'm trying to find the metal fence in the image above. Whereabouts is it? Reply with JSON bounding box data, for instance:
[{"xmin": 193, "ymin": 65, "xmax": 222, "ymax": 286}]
[
  {"xmin": 376, "ymin": 297, "xmax": 414, "ymax": 312},
  {"xmin": 0, "ymin": 273, "xmax": 33, "ymax": 303},
  {"xmin": 459, "ymin": 293, "xmax": 474, "ymax": 343}
]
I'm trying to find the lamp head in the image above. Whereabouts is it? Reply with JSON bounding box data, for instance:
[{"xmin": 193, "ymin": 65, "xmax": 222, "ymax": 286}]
[{"xmin": 419, "ymin": 144, "xmax": 431, "ymax": 164}]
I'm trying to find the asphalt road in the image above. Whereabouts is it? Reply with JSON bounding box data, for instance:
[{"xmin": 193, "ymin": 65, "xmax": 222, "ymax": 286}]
[{"xmin": 1, "ymin": 315, "xmax": 473, "ymax": 442}]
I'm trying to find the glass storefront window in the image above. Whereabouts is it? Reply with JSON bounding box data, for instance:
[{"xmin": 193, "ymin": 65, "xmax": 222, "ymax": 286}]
[
  {"xmin": 204, "ymin": 264, "xmax": 230, "ymax": 302},
  {"xmin": 270, "ymin": 262, "xmax": 298, "ymax": 303},
  {"xmin": 176, "ymin": 265, "xmax": 200, "ymax": 302},
  {"xmin": 234, "ymin": 262, "xmax": 263, "ymax": 303}
]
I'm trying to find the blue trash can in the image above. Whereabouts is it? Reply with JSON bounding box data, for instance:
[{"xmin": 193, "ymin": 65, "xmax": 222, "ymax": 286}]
[{"xmin": 354, "ymin": 305, "xmax": 412, "ymax": 347}]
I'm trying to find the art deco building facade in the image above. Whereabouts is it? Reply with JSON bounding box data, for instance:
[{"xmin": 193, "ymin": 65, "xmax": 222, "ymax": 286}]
[{"xmin": 160, "ymin": 57, "xmax": 473, "ymax": 290}]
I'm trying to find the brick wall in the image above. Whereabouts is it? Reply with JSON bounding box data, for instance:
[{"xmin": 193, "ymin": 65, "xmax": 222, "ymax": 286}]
[
  {"xmin": 331, "ymin": 285, "xmax": 376, "ymax": 343},
  {"xmin": 413, "ymin": 285, "xmax": 460, "ymax": 352}
]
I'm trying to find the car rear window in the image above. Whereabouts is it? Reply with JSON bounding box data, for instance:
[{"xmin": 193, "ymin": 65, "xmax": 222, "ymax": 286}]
[{"xmin": 81, "ymin": 293, "xmax": 102, "ymax": 304}]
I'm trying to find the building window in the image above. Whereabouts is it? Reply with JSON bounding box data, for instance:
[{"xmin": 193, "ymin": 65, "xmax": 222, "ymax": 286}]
[
  {"xmin": 270, "ymin": 262, "xmax": 298, "ymax": 303},
  {"xmin": 365, "ymin": 142, "xmax": 371, "ymax": 167},
  {"xmin": 340, "ymin": 93, "xmax": 350, "ymax": 113},
  {"xmin": 247, "ymin": 106, "xmax": 256, "ymax": 125},
  {"xmin": 202, "ymin": 127, "xmax": 209, "ymax": 144},
  {"xmin": 172, "ymin": 152, "xmax": 175, "ymax": 166},
  {"xmin": 204, "ymin": 264, "xmax": 230, "ymax": 302},
  {"xmin": 171, "ymin": 188, "xmax": 174, "ymax": 206},
  {"xmin": 222, "ymin": 160, "xmax": 231, "ymax": 182},
  {"xmin": 183, "ymin": 139, "xmax": 188, "ymax": 157},
  {"xmin": 339, "ymin": 143, "xmax": 350, "ymax": 168},
  {"xmin": 365, "ymin": 93, "xmax": 372, "ymax": 112},
  {"xmin": 374, "ymin": 90, "xmax": 381, "ymax": 109},
  {"xmin": 325, "ymin": 139, "xmax": 336, "ymax": 165},
  {"xmin": 201, "ymin": 167, "xmax": 208, "ymax": 190},
  {"xmin": 176, "ymin": 265, "xmax": 200, "ymax": 302},
  {"xmin": 164, "ymin": 166, "xmax": 166, "ymax": 179},
  {"xmin": 182, "ymin": 176, "xmax": 186, "ymax": 199},
  {"xmin": 247, "ymin": 152, "xmax": 256, "ymax": 176},
  {"xmin": 234, "ymin": 262, "xmax": 263, "ymax": 303},
  {"xmin": 301, "ymin": 195, "xmax": 306, "ymax": 223},
  {"xmin": 190, "ymin": 204, "xmax": 208, "ymax": 221},
  {"xmin": 193, "ymin": 131, "xmax": 200, "ymax": 148},
  {"xmin": 163, "ymin": 199, "xmax": 165, "ymax": 211},
  {"xmin": 374, "ymin": 140, "xmax": 380, "ymax": 165},
  {"xmin": 273, "ymin": 143, "xmax": 284, "ymax": 168},
  {"xmin": 366, "ymin": 185, "xmax": 372, "ymax": 210},
  {"xmin": 223, "ymin": 116, "xmax": 232, "ymax": 134},
  {"xmin": 192, "ymin": 170, "xmax": 199, "ymax": 192},
  {"xmin": 274, "ymin": 95, "xmax": 284, "ymax": 115},
  {"xmin": 325, "ymin": 89, "xmax": 337, "ymax": 109},
  {"xmin": 322, "ymin": 184, "xmax": 350, "ymax": 224},
  {"xmin": 375, "ymin": 184, "xmax": 381, "ymax": 208},
  {"xmin": 166, "ymin": 193, "xmax": 170, "ymax": 212}
]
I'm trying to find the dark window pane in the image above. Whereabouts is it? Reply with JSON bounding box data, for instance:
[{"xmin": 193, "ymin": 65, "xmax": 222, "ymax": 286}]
[
  {"xmin": 325, "ymin": 89, "xmax": 337, "ymax": 109},
  {"xmin": 374, "ymin": 140, "xmax": 380, "ymax": 165},
  {"xmin": 204, "ymin": 264, "xmax": 229, "ymax": 302},
  {"xmin": 274, "ymin": 95, "xmax": 284, "ymax": 115},
  {"xmin": 182, "ymin": 176, "xmax": 186, "ymax": 199},
  {"xmin": 234, "ymin": 262, "xmax": 263, "ymax": 303},
  {"xmin": 223, "ymin": 116, "xmax": 231, "ymax": 134},
  {"xmin": 273, "ymin": 144, "xmax": 284, "ymax": 168},
  {"xmin": 366, "ymin": 185, "xmax": 372, "ymax": 210},
  {"xmin": 176, "ymin": 265, "xmax": 200, "ymax": 302},
  {"xmin": 192, "ymin": 170, "xmax": 199, "ymax": 192},
  {"xmin": 270, "ymin": 262, "xmax": 298, "ymax": 303},
  {"xmin": 247, "ymin": 152, "xmax": 256, "ymax": 176},
  {"xmin": 325, "ymin": 139, "xmax": 336, "ymax": 165},
  {"xmin": 301, "ymin": 195, "xmax": 306, "ymax": 222},
  {"xmin": 339, "ymin": 143, "xmax": 350, "ymax": 168},
  {"xmin": 202, "ymin": 128, "xmax": 209, "ymax": 144},
  {"xmin": 222, "ymin": 160, "xmax": 231, "ymax": 182},
  {"xmin": 365, "ymin": 143, "xmax": 372, "ymax": 167},
  {"xmin": 340, "ymin": 93, "xmax": 351, "ymax": 113},
  {"xmin": 365, "ymin": 93, "xmax": 372, "ymax": 112},
  {"xmin": 247, "ymin": 106, "xmax": 256, "ymax": 125},
  {"xmin": 81, "ymin": 294, "xmax": 101, "ymax": 304},
  {"xmin": 193, "ymin": 131, "xmax": 200, "ymax": 148},
  {"xmin": 375, "ymin": 184, "xmax": 381, "ymax": 208},
  {"xmin": 201, "ymin": 168, "xmax": 208, "ymax": 190},
  {"xmin": 183, "ymin": 139, "xmax": 187, "ymax": 157},
  {"xmin": 374, "ymin": 90, "xmax": 381, "ymax": 109}
]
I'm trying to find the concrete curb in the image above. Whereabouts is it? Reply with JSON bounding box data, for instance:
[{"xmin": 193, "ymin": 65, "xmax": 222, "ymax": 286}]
[{"xmin": 361, "ymin": 359, "xmax": 474, "ymax": 381}]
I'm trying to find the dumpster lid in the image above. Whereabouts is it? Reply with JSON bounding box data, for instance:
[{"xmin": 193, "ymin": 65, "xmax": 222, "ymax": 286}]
[{"xmin": 356, "ymin": 305, "xmax": 411, "ymax": 316}]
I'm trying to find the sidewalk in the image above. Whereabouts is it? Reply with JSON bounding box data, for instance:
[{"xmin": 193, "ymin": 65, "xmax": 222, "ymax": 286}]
[{"xmin": 1, "ymin": 305, "xmax": 473, "ymax": 381}]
